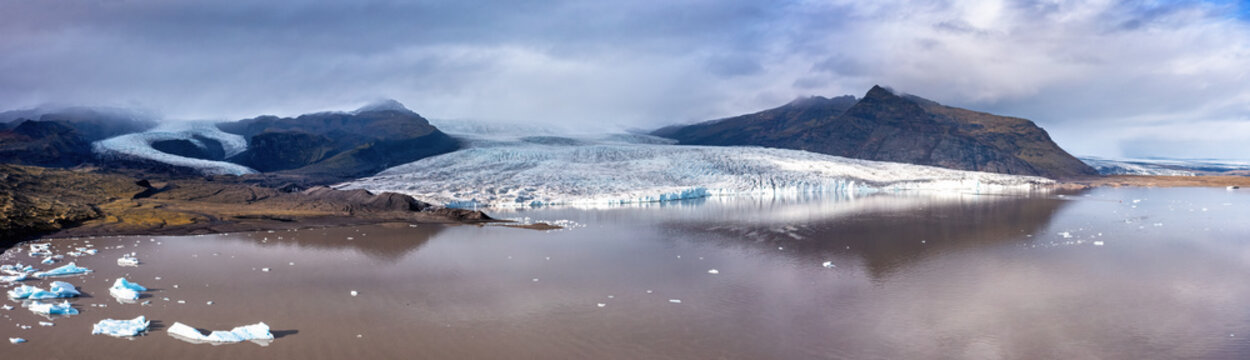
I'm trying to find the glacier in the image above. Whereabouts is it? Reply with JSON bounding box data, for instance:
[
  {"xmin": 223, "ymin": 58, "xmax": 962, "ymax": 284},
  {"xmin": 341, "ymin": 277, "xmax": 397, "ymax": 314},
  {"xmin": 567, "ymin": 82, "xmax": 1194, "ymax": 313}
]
[
  {"xmin": 92, "ymin": 316, "xmax": 151, "ymax": 337},
  {"xmin": 337, "ymin": 131, "xmax": 1054, "ymax": 208},
  {"xmin": 92, "ymin": 122, "xmax": 256, "ymax": 176},
  {"xmin": 167, "ymin": 321, "xmax": 275, "ymax": 345}
]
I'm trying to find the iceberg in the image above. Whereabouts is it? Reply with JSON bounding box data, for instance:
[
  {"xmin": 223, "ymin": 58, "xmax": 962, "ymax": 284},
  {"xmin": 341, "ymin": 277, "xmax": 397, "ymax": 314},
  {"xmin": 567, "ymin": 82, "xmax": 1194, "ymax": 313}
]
[
  {"xmin": 109, "ymin": 278, "xmax": 148, "ymax": 301},
  {"xmin": 91, "ymin": 316, "xmax": 150, "ymax": 337},
  {"xmin": 33, "ymin": 262, "xmax": 92, "ymax": 278},
  {"xmin": 9, "ymin": 337, "xmax": 25, "ymax": 344},
  {"xmin": 167, "ymin": 321, "xmax": 275, "ymax": 345},
  {"xmin": 117, "ymin": 255, "xmax": 140, "ymax": 267},
  {"xmin": 27, "ymin": 301, "xmax": 78, "ymax": 316},
  {"xmin": 0, "ymin": 274, "xmax": 27, "ymax": 282},
  {"xmin": 7, "ymin": 281, "xmax": 81, "ymax": 299}
]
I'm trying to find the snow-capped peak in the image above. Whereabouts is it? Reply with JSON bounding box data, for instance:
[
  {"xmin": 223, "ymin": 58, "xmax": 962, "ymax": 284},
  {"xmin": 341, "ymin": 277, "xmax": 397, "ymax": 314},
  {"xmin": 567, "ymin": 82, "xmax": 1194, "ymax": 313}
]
[{"xmin": 353, "ymin": 99, "xmax": 412, "ymax": 114}]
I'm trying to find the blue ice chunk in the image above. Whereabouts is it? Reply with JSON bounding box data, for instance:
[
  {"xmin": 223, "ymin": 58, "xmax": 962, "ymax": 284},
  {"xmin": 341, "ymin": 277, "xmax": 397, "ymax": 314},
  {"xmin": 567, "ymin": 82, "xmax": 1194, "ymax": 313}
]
[
  {"xmin": 33, "ymin": 262, "xmax": 92, "ymax": 278},
  {"xmin": 109, "ymin": 278, "xmax": 148, "ymax": 300},
  {"xmin": 8, "ymin": 281, "xmax": 82, "ymax": 299},
  {"xmin": 168, "ymin": 321, "xmax": 275, "ymax": 345},
  {"xmin": 92, "ymin": 316, "xmax": 150, "ymax": 337},
  {"xmin": 27, "ymin": 301, "xmax": 78, "ymax": 316}
]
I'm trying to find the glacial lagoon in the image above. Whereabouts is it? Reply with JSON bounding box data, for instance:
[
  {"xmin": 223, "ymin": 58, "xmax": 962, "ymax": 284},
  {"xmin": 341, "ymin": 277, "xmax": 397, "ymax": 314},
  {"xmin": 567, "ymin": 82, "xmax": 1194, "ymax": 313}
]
[{"xmin": 4, "ymin": 187, "xmax": 1250, "ymax": 359}]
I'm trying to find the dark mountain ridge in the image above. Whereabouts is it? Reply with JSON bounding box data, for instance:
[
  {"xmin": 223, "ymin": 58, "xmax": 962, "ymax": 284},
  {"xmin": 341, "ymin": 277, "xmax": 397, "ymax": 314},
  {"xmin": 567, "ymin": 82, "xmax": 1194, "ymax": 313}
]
[{"xmin": 652, "ymin": 86, "xmax": 1096, "ymax": 179}]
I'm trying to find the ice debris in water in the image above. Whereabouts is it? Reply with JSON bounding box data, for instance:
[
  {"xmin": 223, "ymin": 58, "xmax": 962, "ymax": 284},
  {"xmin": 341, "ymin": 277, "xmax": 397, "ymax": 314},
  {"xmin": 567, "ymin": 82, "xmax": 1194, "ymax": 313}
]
[
  {"xmin": 92, "ymin": 316, "xmax": 150, "ymax": 337},
  {"xmin": 167, "ymin": 321, "xmax": 275, "ymax": 345},
  {"xmin": 28, "ymin": 301, "xmax": 78, "ymax": 316},
  {"xmin": 33, "ymin": 262, "xmax": 92, "ymax": 278},
  {"xmin": 28, "ymin": 243, "xmax": 52, "ymax": 257},
  {"xmin": 10, "ymin": 337, "xmax": 26, "ymax": 344},
  {"xmin": 707, "ymin": 269, "xmax": 719, "ymax": 274},
  {"xmin": 38, "ymin": 321, "xmax": 53, "ymax": 327},
  {"xmin": 117, "ymin": 255, "xmax": 140, "ymax": 267},
  {"xmin": 109, "ymin": 278, "xmax": 148, "ymax": 301},
  {"xmin": 350, "ymin": 290, "xmax": 358, "ymax": 297},
  {"xmin": 40, "ymin": 257, "xmax": 56, "ymax": 265},
  {"xmin": 7, "ymin": 281, "xmax": 80, "ymax": 299},
  {"xmin": 822, "ymin": 261, "xmax": 836, "ymax": 268},
  {"xmin": 1093, "ymin": 241, "xmax": 1105, "ymax": 246},
  {"xmin": 2, "ymin": 305, "xmax": 13, "ymax": 310},
  {"xmin": 669, "ymin": 299, "xmax": 683, "ymax": 304}
]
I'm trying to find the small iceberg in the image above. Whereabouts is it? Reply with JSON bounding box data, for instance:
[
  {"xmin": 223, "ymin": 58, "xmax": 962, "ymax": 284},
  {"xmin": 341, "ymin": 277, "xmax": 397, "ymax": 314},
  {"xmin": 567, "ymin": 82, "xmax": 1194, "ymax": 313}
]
[
  {"xmin": 109, "ymin": 278, "xmax": 148, "ymax": 301},
  {"xmin": 27, "ymin": 301, "xmax": 78, "ymax": 316},
  {"xmin": 1, "ymin": 263, "xmax": 36, "ymax": 275},
  {"xmin": 28, "ymin": 243, "xmax": 52, "ymax": 257},
  {"xmin": 9, "ymin": 337, "xmax": 25, "ymax": 344},
  {"xmin": 7, "ymin": 281, "xmax": 81, "ymax": 299},
  {"xmin": 92, "ymin": 316, "xmax": 150, "ymax": 337},
  {"xmin": 33, "ymin": 262, "xmax": 92, "ymax": 278},
  {"xmin": 0, "ymin": 273, "xmax": 27, "ymax": 283},
  {"xmin": 117, "ymin": 255, "xmax": 140, "ymax": 267},
  {"xmin": 167, "ymin": 321, "xmax": 275, "ymax": 345}
]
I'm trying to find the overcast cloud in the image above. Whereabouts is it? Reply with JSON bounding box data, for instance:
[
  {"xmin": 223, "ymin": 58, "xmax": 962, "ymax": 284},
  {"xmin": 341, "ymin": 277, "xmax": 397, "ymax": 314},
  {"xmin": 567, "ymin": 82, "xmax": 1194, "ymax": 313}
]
[{"xmin": 2, "ymin": 0, "xmax": 1248, "ymax": 159}]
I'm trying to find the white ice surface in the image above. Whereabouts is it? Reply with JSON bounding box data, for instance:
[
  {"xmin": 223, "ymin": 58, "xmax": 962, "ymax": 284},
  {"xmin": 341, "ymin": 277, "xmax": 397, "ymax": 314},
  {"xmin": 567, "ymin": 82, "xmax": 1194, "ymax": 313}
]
[
  {"xmin": 92, "ymin": 316, "xmax": 150, "ymax": 337},
  {"xmin": 117, "ymin": 256, "xmax": 140, "ymax": 267},
  {"xmin": 92, "ymin": 122, "xmax": 256, "ymax": 176},
  {"xmin": 338, "ymin": 134, "xmax": 1053, "ymax": 208},
  {"xmin": 167, "ymin": 321, "xmax": 275, "ymax": 344}
]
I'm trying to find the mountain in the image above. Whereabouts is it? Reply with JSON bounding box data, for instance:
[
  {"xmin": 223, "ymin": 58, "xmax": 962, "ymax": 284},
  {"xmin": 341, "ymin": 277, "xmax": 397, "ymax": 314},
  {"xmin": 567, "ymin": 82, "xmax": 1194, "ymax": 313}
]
[
  {"xmin": 652, "ymin": 86, "xmax": 1096, "ymax": 179},
  {"xmin": 218, "ymin": 100, "xmax": 459, "ymax": 180},
  {"xmin": 0, "ymin": 108, "xmax": 156, "ymax": 168}
]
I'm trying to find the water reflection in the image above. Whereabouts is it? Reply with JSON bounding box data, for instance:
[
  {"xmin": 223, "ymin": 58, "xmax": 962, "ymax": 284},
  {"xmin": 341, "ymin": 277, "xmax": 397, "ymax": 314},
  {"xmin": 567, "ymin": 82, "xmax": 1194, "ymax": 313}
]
[
  {"xmin": 653, "ymin": 192, "xmax": 1071, "ymax": 279},
  {"xmin": 215, "ymin": 222, "xmax": 444, "ymax": 262}
]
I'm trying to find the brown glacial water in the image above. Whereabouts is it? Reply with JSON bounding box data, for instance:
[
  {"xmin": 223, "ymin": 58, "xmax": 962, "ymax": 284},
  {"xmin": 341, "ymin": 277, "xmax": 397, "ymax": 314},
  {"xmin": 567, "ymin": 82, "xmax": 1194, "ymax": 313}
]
[{"xmin": 3, "ymin": 187, "xmax": 1250, "ymax": 359}]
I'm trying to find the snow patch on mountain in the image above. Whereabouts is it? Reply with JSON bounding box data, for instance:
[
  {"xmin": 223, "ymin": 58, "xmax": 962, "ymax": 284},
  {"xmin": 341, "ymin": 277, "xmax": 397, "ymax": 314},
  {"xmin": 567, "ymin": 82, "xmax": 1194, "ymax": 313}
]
[
  {"xmin": 92, "ymin": 123, "xmax": 256, "ymax": 176},
  {"xmin": 338, "ymin": 136, "xmax": 1053, "ymax": 208}
]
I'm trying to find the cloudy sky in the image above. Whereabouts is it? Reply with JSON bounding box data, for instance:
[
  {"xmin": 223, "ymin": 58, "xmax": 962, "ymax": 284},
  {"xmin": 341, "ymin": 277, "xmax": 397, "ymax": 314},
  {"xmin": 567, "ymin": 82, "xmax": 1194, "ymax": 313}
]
[{"xmin": 2, "ymin": 0, "xmax": 1248, "ymax": 159}]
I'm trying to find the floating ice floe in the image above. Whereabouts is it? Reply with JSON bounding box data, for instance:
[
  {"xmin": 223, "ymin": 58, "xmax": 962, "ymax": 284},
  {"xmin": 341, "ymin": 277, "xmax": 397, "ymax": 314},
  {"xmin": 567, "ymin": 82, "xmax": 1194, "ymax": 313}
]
[
  {"xmin": 92, "ymin": 316, "xmax": 150, "ymax": 337},
  {"xmin": 33, "ymin": 262, "xmax": 92, "ymax": 278},
  {"xmin": 9, "ymin": 337, "xmax": 25, "ymax": 344},
  {"xmin": 167, "ymin": 321, "xmax": 275, "ymax": 345},
  {"xmin": 117, "ymin": 255, "xmax": 140, "ymax": 267},
  {"xmin": 822, "ymin": 261, "xmax": 836, "ymax": 268},
  {"xmin": 669, "ymin": 299, "xmax": 683, "ymax": 304},
  {"xmin": 38, "ymin": 321, "xmax": 53, "ymax": 327},
  {"xmin": 28, "ymin": 243, "xmax": 52, "ymax": 257},
  {"xmin": 28, "ymin": 301, "xmax": 78, "ymax": 316},
  {"xmin": 7, "ymin": 281, "xmax": 80, "ymax": 299},
  {"xmin": 2, "ymin": 305, "xmax": 13, "ymax": 310},
  {"xmin": 109, "ymin": 278, "xmax": 148, "ymax": 301},
  {"xmin": 40, "ymin": 257, "xmax": 56, "ymax": 265},
  {"xmin": 707, "ymin": 269, "xmax": 719, "ymax": 274},
  {"xmin": 1, "ymin": 264, "xmax": 36, "ymax": 275},
  {"xmin": 0, "ymin": 273, "xmax": 27, "ymax": 282}
]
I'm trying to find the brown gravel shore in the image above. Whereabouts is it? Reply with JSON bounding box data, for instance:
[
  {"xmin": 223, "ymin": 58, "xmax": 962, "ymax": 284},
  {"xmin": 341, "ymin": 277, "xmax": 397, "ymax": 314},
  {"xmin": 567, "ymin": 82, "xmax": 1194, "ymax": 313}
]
[{"xmin": 1057, "ymin": 175, "xmax": 1250, "ymax": 190}]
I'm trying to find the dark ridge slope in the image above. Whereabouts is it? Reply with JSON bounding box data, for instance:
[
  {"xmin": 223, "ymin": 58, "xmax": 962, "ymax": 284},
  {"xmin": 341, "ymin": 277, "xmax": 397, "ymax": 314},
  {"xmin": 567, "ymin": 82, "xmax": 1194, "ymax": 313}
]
[{"xmin": 652, "ymin": 86, "xmax": 1095, "ymax": 179}]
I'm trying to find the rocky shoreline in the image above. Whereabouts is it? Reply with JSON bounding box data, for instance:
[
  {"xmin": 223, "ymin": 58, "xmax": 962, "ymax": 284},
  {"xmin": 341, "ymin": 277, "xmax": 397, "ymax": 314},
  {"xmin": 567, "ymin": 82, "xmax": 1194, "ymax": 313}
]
[{"xmin": 0, "ymin": 164, "xmax": 499, "ymax": 247}]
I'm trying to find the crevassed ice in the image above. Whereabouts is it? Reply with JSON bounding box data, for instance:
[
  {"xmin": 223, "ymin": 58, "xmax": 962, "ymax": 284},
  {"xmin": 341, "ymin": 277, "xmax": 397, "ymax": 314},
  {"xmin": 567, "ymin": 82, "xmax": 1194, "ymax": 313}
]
[
  {"xmin": 167, "ymin": 321, "xmax": 275, "ymax": 345},
  {"xmin": 337, "ymin": 137, "xmax": 1053, "ymax": 208},
  {"xmin": 92, "ymin": 122, "xmax": 256, "ymax": 176},
  {"xmin": 92, "ymin": 316, "xmax": 150, "ymax": 337}
]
